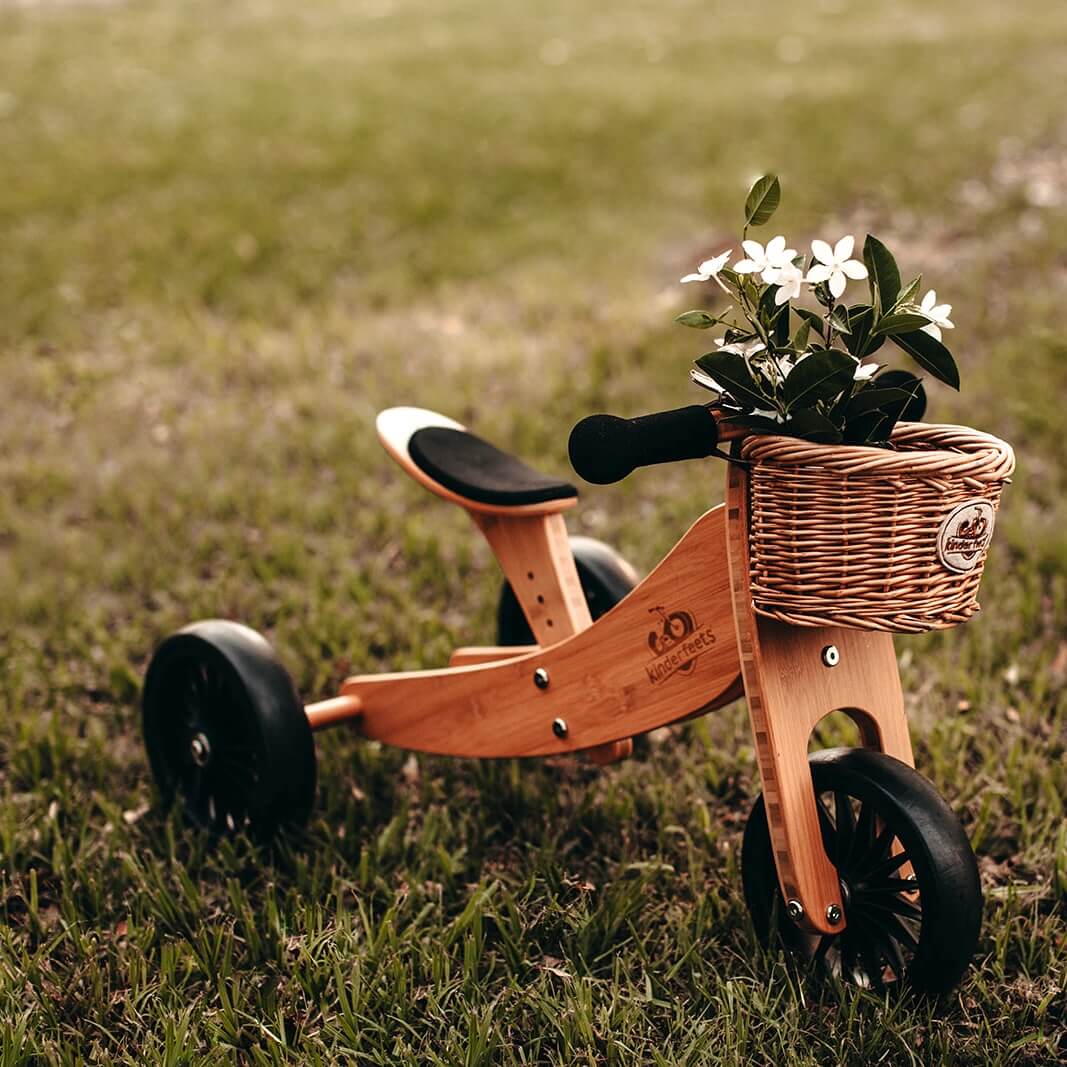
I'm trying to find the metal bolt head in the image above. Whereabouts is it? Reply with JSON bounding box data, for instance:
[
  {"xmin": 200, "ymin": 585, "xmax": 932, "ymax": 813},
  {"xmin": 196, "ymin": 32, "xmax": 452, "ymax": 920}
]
[
  {"xmin": 552, "ymin": 717, "xmax": 568, "ymax": 739},
  {"xmin": 190, "ymin": 732, "xmax": 211, "ymax": 767},
  {"xmin": 533, "ymin": 667, "xmax": 550, "ymax": 690},
  {"xmin": 826, "ymin": 903, "xmax": 843, "ymax": 925},
  {"xmin": 821, "ymin": 644, "xmax": 840, "ymax": 668},
  {"xmin": 786, "ymin": 899, "xmax": 804, "ymax": 921}
]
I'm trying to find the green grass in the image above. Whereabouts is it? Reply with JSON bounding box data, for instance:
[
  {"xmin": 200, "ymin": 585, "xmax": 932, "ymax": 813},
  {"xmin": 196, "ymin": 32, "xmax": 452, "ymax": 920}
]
[{"xmin": 1, "ymin": 0, "xmax": 1065, "ymax": 1061}]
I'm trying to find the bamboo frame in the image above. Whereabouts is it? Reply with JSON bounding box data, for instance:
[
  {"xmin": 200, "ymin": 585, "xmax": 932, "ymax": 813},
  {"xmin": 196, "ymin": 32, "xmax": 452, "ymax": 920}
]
[
  {"xmin": 725, "ymin": 459, "xmax": 913, "ymax": 934},
  {"xmin": 332, "ymin": 505, "xmax": 741, "ymax": 756},
  {"xmin": 303, "ymin": 406, "xmax": 931, "ymax": 936}
]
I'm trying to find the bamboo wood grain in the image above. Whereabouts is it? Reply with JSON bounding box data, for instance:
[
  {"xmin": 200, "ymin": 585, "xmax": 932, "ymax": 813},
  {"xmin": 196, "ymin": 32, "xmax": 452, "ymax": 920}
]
[
  {"xmin": 472, "ymin": 512, "xmax": 592, "ymax": 644},
  {"xmin": 305, "ymin": 694, "xmax": 363, "ymax": 731},
  {"xmin": 338, "ymin": 505, "xmax": 740, "ymax": 756},
  {"xmin": 725, "ymin": 460, "xmax": 914, "ymax": 936},
  {"xmin": 449, "ymin": 645, "xmax": 539, "ymax": 667}
]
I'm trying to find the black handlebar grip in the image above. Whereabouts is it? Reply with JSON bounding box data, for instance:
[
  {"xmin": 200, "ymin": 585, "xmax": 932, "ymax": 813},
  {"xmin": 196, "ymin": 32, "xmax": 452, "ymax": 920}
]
[{"xmin": 568, "ymin": 405, "xmax": 719, "ymax": 484}]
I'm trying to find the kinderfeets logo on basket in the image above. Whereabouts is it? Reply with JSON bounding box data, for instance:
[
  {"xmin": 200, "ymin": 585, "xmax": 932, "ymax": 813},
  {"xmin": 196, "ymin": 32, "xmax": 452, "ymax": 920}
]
[
  {"xmin": 645, "ymin": 605, "xmax": 717, "ymax": 684},
  {"xmin": 937, "ymin": 500, "xmax": 996, "ymax": 574}
]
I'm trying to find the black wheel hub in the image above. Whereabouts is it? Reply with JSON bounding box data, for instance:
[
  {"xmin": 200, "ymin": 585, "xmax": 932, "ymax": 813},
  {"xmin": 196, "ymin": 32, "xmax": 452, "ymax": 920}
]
[{"xmin": 152, "ymin": 655, "xmax": 263, "ymax": 832}]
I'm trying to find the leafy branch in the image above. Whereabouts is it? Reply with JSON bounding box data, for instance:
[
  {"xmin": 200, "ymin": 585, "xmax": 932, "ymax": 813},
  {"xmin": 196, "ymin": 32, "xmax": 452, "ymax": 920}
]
[{"xmin": 676, "ymin": 175, "xmax": 958, "ymax": 444}]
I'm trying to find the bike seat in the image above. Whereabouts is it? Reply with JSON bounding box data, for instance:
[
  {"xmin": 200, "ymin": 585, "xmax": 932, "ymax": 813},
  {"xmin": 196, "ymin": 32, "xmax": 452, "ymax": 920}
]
[{"xmin": 377, "ymin": 407, "xmax": 579, "ymax": 513}]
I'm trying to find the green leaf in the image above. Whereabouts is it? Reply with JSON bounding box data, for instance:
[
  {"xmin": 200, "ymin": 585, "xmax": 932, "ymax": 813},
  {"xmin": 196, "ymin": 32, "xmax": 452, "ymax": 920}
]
[
  {"xmin": 875, "ymin": 368, "xmax": 927, "ymax": 420},
  {"xmin": 842, "ymin": 305, "xmax": 886, "ymax": 359},
  {"xmin": 891, "ymin": 330, "xmax": 960, "ymax": 389},
  {"xmin": 782, "ymin": 409, "xmax": 843, "ymax": 443},
  {"xmin": 844, "ymin": 386, "xmax": 913, "ymax": 416},
  {"xmin": 675, "ymin": 310, "xmax": 721, "ymax": 329},
  {"xmin": 757, "ymin": 285, "xmax": 790, "ymax": 347},
  {"xmin": 872, "ymin": 312, "xmax": 931, "ymax": 336},
  {"xmin": 843, "ymin": 410, "xmax": 891, "ymax": 445},
  {"xmin": 829, "ymin": 305, "xmax": 853, "ymax": 335},
  {"xmin": 892, "ymin": 275, "xmax": 922, "ymax": 311},
  {"xmin": 863, "ymin": 234, "xmax": 901, "ymax": 312},
  {"xmin": 792, "ymin": 319, "xmax": 811, "ymax": 352},
  {"xmin": 723, "ymin": 326, "xmax": 757, "ymax": 344},
  {"xmin": 719, "ymin": 413, "xmax": 784, "ymax": 434},
  {"xmin": 695, "ymin": 351, "xmax": 773, "ymax": 409},
  {"xmin": 782, "ymin": 348, "xmax": 857, "ymax": 409},
  {"xmin": 744, "ymin": 174, "xmax": 781, "ymax": 228},
  {"xmin": 794, "ymin": 307, "xmax": 825, "ymax": 332}
]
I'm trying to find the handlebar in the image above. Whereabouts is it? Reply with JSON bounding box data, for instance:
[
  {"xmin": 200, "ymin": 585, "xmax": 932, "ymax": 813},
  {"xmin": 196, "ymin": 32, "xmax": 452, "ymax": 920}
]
[
  {"xmin": 568, "ymin": 372, "xmax": 927, "ymax": 485},
  {"xmin": 568, "ymin": 404, "xmax": 721, "ymax": 484}
]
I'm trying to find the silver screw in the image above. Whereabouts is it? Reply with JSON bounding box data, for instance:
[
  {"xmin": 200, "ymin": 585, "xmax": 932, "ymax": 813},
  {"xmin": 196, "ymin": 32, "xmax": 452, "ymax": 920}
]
[
  {"xmin": 190, "ymin": 732, "xmax": 211, "ymax": 767},
  {"xmin": 786, "ymin": 899, "xmax": 804, "ymax": 921},
  {"xmin": 552, "ymin": 717, "xmax": 568, "ymax": 739},
  {"xmin": 821, "ymin": 645, "xmax": 840, "ymax": 668},
  {"xmin": 826, "ymin": 903, "xmax": 842, "ymax": 925},
  {"xmin": 533, "ymin": 667, "xmax": 550, "ymax": 690}
]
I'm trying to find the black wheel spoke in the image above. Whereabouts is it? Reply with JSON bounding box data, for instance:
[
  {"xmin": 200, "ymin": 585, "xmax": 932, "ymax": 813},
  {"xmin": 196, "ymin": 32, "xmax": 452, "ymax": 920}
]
[
  {"xmin": 834, "ymin": 790, "xmax": 854, "ymax": 865},
  {"xmin": 861, "ymin": 876, "xmax": 916, "ymax": 895},
  {"xmin": 866, "ymin": 920, "xmax": 907, "ymax": 983},
  {"xmin": 882, "ymin": 913, "xmax": 920, "ymax": 953},
  {"xmin": 188, "ymin": 766, "xmax": 210, "ymax": 817},
  {"xmin": 839, "ymin": 934, "xmax": 859, "ymax": 983},
  {"xmin": 864, "ymin": 895, "xmax": 922, "ymax": 922},
  {"xmin": 858, "ymin": 939, "xmax": 886, "ymax": 990},
  {"xmin": 816, "ymin": 796, "xmax": 838, "ymax": 861},
  {"xmin": 812, "ymin": 933, "xmax": 836, "ymax": 967},
  {"xmin": 862, "ymin": 849, "xmax": 911, "ymax": 883},
  {"xmin": 852, "ymin": 801, "xmax": 877, "ymax": 868},
  {"xmin": 854, "ymin": 821, "xmax": 897, "ymax": 877}
]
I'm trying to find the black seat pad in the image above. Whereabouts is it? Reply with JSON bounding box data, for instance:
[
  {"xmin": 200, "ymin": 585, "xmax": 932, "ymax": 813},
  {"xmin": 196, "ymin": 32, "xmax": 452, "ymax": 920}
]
[{"xmin": 408, "ymin": 426, "xmax": 578, "ymax": 507}]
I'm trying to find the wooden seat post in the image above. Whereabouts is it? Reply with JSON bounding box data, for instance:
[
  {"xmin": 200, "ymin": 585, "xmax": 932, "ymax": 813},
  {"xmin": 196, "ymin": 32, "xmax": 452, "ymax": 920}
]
[
  {"xmin": 472, "ymin": 511, "xmax": 592, "ymax": 644},
  {"xmin": 470, "ymin": 510, "xmax": 633, "ymax": 765}
]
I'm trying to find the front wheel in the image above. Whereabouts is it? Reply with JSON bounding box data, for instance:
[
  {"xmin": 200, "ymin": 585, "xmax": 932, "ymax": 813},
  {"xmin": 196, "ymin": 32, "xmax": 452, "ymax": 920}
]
[
  {"xmin": 142, "ymin": 620, "xmax": 316, "ymax": 838},
  {"xmin": 741, "ymin": 748, "xmax": 982, "ymax": 993}
]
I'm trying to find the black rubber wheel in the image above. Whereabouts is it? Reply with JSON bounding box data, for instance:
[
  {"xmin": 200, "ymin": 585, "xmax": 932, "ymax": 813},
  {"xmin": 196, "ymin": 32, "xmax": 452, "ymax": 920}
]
[
  {"xmin": 496, "ymin": 535, "xmax": 639, "ymax": 645},
  {"xmin": 741, "ymin": 747, "xmax": 982, "ymax": 993},
  {"xmin": 142, "ymin": 620, "xmax": 316, "ymax": 838}
]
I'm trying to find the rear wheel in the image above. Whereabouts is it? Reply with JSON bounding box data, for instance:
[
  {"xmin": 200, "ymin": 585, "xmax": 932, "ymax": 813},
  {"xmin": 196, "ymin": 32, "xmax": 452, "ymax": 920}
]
[
  {"xmin": 142, "ymin": 620, "xmax": 316, "ymax": 838},
  {"xmin": 741, "ymin": 747, "xmax": 982, "ymax": 993},
  {"xmin": 496, "ymin": 535, "xmax": 638, "ymax": 645}
]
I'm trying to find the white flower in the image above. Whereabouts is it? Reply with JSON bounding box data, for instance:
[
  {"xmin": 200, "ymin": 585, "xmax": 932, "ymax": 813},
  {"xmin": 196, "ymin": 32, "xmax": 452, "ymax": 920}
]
[
  {"xmin": 919, "ymin": 289, "xmax": 954, "ymax": 341},
  {"xmin": 806, "ymin": 235, "xmax": 868, "ymax": 299},
  {"xmin": 715, "ymin": 337, "xmax": 766, "ymax": 358},
  {"xmin": 773, "ymin": 263, "xmax": 804, "ymax": 305},
  {"xmin": 853, "ymin": 360, "xmax": 879, "ymax": 381},
  {"xmin": 681, "ymin": 249, "xmax": 733, "ymax": 292},
  {"xmin": 734, "ymin": 235, "xmax": 797, "ymax": 284}
]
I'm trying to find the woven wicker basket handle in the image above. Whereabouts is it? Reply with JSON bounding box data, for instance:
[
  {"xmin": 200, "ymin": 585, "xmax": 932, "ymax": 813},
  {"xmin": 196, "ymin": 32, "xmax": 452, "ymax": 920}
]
[{"xmin": 568, "ymin": 404, "xmax": 723, "ymax": 484}]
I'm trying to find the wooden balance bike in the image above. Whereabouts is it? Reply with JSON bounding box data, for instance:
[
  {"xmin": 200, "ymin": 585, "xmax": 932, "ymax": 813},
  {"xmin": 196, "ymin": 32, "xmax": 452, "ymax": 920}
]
[{"xmin": 142, "ymin": 401, "xmax": 983, "ymax": 993}]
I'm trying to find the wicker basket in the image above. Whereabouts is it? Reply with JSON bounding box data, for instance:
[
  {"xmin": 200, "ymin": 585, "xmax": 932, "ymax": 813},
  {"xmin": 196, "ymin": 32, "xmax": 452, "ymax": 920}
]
[{"xmin": 741, "ymin": 423, "xmax": 1016, "ymax": 633}]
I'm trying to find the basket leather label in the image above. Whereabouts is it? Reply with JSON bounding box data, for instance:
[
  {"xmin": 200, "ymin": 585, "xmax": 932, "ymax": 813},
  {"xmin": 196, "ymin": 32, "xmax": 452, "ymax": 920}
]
[{"xmin": 937, "ymin": 499, "xmax": 995, "ymax": 574}]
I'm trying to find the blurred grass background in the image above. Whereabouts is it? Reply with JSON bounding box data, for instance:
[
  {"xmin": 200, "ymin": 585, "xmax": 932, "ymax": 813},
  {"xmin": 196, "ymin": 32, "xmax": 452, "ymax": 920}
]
[{"xmin": 0, "ymin": 0, "xmax": 1065, "ymax": 1061}]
